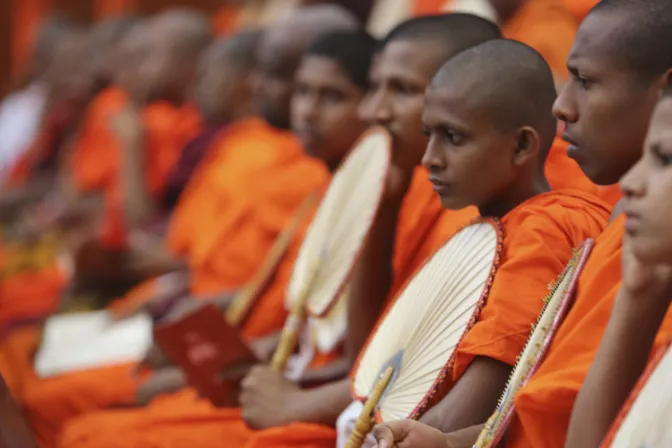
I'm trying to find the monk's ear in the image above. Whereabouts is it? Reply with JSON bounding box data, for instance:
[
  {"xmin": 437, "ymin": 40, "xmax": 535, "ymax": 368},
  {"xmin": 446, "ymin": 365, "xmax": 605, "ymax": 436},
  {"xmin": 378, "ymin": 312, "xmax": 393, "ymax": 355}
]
[
  {"xmin": 512, "ymin": 127, "xmax": 539, "ymax": 167},
  {"xmin": 663, "ymin": 69, "xmax": 672, "ymax": 89}
]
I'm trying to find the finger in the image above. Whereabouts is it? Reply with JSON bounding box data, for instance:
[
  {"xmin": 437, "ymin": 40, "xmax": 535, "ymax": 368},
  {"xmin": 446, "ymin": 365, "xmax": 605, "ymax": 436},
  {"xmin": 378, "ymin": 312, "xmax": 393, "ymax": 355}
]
[{"xmin": 373, "ymin": 424, "xmax": 395, "ymax": 446}]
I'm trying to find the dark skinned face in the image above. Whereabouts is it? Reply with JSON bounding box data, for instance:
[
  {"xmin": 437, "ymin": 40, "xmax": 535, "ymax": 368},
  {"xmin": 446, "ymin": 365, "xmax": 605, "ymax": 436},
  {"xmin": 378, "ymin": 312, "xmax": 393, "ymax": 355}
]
[
  {"xmin": 621, "ymin": 99, "xmax": 672, "ymax": 264},
  {"xmin": 365, "ymin": 40, "xmax": 449, "ymax": 171},
  {"xmin": 553, "ymin": 12, "xmax": 663, "ymax": 186},
  {"xmin": 291, "ymin": 55, "xmax": 366, "ymax": 168}
]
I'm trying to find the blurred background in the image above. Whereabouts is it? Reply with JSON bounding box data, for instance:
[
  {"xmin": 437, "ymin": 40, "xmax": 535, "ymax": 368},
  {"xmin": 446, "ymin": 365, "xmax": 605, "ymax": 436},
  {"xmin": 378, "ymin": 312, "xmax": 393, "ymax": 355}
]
[{"xmin": 1, "ymin": 0, "xmax": 596, "ymax": 99}]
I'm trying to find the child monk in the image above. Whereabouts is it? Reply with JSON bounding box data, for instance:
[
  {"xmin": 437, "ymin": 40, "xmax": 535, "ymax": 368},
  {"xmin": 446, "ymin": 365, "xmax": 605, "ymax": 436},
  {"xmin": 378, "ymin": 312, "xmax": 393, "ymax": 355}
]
[
  {"xmin": 373, "ymin": 1, "xmax": 672, "ymax": 447},
  {"xmin": 56, "ymin": 26, "xmax": 378, "ymax": 448}
]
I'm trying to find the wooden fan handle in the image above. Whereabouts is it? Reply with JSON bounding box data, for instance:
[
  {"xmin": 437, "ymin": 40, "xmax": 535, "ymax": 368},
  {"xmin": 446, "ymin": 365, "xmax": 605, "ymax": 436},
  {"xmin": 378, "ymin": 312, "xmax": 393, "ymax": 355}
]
[
  {"xmin": 227, "ymin": 193, "xmax": 319, "ymax": 327},
  {"xmin": 345, "ymin": 366, "xmax": 395, "ymax": 448},
  {"xmin": 270, "ymin": 306, "xmax": 306, "ymax": 372}
]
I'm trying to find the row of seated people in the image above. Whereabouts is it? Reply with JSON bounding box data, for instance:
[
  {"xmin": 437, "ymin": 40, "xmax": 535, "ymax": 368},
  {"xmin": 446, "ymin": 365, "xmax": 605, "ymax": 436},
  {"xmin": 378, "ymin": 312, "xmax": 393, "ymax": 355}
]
[{"xmin": 0, "ymin": 1, "xmax": 670, "ymax": 447}]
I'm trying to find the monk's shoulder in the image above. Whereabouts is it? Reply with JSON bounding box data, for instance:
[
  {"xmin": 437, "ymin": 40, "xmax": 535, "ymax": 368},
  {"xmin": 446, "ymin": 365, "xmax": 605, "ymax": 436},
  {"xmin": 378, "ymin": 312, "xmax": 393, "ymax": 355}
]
[{"xmin": 506, "ymin": 190, "xmax": 611, "ymax": 240}]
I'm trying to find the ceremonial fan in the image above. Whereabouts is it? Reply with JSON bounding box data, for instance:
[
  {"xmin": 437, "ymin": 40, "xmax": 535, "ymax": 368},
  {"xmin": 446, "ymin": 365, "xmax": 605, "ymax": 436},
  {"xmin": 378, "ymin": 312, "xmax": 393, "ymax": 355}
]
[
  {"xmin": 346, "ymin": 220, "xmax": 503, "ymax": 448},
  {"xmin": 270, "ymin": 127, "xmax": 392, "ymax": 372},
  {"xmin": 602, "ymin": 337, "xmax": 672, "ymax": 447},
  {"xmin": 474, "ymin": 239, "xmax": 595, "ymax": 448}
]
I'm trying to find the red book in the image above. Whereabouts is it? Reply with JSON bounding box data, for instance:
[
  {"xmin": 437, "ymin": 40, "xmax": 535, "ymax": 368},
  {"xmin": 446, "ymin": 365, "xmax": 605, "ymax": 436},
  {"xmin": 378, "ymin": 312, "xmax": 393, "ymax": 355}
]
[{"xmin": 153, "ymin": 303, "xmax": 258, "ymax": 406}]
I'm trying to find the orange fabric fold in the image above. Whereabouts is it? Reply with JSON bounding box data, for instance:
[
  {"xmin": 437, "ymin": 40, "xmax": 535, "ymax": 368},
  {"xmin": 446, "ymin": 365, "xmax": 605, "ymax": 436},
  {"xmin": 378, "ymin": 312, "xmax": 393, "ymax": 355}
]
[
  {"xmin": 506, "ymin": 215, "xmax": 624, "ymax": 447},
  {"xmin": 450, "ymin": 191, "xmax": 609, "ymax": 381}
]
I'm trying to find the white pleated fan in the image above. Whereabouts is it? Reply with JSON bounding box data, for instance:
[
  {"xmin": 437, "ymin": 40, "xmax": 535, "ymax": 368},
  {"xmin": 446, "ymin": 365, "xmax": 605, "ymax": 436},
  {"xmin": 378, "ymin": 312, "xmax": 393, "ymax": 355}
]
[
  {"xmin": 310, "ymin": 288, "xmax": 349, "ymax": 354},
  {"xmin": 475, "ymin": 239, "xmax": 594, "ymax": 448},
  {"xmin": 286, "ymin": 127, "xmax": 391, "ymax": 317},
  {"xmin": 351, "ymin": 220, "xmax": 502, "ymax": 423},
  {"xmin": 606, "ymin": 338, "xmax": 672, "ymax": 448}
]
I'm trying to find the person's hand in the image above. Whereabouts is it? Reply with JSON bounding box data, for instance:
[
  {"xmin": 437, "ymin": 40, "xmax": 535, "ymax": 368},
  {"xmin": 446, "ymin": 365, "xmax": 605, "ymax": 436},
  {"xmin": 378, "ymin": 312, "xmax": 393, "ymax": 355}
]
[
  {"xmin": 135, "ymin": 367, "xmax": 186, "ymax": 405},
  {"xmin": 239, "ymin": 365, "xmax": 302, "ymax": 430},
  {"xmin": 621, "ymin": 234, "xmax": 672, "ymax": 303},
  {"xmin": 373, "ymin": 420, "xmax": 449, "ymax": 448},
  {"xmin": 109, "ymin": 103, "xmax": 144, "ymax": 145}
]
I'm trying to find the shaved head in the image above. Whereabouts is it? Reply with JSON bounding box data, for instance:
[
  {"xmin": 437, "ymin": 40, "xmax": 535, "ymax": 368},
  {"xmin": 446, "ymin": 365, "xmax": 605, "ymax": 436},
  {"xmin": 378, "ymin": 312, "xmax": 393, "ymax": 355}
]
[
  {"xmin": 256, "ymin": 4, "xmax": 359, "ymax": 129},
  {"xmin": 382, "ymin": 13, "xmax": 501, "ymax": 64},
  {"xmin": 208, "ymin": 29, "xmax": 263, "ymax": 72},
  {"xmin": 30, "ymin": 15, "xmax": 82, "ymax": 81},
  {"xmin": 433, "ymin": 39, "xmax": 557, "ymax": 157},
  {"xmin": 151, "ymin": 8, "xmax": 212, "ymax": 59},
  {"xmin": 87, "ymin": 15, "xmax": 141, "ymax": 90},
  {"xmin": 134, "ymin": 8, "xmax": 212, "ymax": 104},
  {"xmin": 587, "ymin": 0, "xmax": 672, "ymax": 84}
]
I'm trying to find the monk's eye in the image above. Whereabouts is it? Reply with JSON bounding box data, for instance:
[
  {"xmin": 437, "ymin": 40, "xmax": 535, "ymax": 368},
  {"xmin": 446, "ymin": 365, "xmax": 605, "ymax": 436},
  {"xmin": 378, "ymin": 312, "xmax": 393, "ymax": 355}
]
[
  {"xmin": 443, "ymin": 129, "xmax": 463, "ymax": 145},
  {"xmin": 653, "ymin": 146, "xmax": 672, "ymax": 167}
]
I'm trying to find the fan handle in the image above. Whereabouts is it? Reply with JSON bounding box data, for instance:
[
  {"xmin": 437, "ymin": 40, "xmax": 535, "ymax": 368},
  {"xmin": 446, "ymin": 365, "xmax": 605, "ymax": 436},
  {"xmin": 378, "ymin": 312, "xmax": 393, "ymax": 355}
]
[
  {"xmin": 345, "ymin": 366, "xmax": 395, "ymax": 448},
  {"xmin": 270, "ymin": 263, "xmax": 320, "ymax": 372},
  {"xmin": 226, "ymin": 193, "xmax": 319, "ymax": 327}
]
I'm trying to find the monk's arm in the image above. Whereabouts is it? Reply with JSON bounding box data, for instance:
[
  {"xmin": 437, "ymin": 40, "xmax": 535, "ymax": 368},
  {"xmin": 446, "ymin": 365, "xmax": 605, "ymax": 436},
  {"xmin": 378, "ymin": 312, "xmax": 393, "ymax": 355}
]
[
  {"xmin": 291, "ymin": 378, "xmax": 352, "ymax": 426},
  {"xmin": 420, "ymin": 357, "xmax": 511, "ymax": 433},
  {"xmin": 565, "ymin": 287, "xmax": 670, "ymax": 447},
  {"xmin": 345, "ymin": 193, "xmax": 405, "ymax": 364},
  {"xmin": 445, "ymin": 424, "xmax": 486, "ymax": 448}
]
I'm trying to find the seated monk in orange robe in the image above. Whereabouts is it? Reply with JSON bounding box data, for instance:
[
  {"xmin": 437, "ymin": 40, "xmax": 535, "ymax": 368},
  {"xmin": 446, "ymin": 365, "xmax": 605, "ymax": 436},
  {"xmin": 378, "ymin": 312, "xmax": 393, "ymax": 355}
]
[
  {"xmin": 58, "ymin": 15, "xmax": 604, "ymax": 448},
  {"xmin": 0, "ymin": 9, "xmax": 360, "ymax": 447},
  {"xmin": 372, "ymin": 3, "xmax": 672, "ymax": 447},
  {"xmin": 69, "ymin": 11, "xmax": 212, "ymax": 292}
]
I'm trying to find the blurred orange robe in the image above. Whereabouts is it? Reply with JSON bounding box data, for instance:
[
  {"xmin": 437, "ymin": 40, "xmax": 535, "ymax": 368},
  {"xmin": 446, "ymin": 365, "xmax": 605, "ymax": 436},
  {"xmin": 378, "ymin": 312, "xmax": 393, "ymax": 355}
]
[
  {"xmin": 58, "ymin": 170, "xmax": 478, "ymax": 448},
  {"xmin": 70, "ymin": 87, "xmax": 202, "ymax": 247},
  {"xmin": 505, "ymin": 214, "xmax": 672, "ymax": 447},
  {"xmin": 0, "ymin": 117, "xmax": 328, "ymax": 447}
]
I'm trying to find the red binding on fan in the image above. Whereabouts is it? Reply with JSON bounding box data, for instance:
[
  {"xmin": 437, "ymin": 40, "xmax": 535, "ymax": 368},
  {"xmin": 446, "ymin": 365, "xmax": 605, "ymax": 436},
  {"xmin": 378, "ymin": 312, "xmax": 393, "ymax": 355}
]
[
  {"xmin": 305, "ymin": 126, "xmax": 392, "ymax": 318},
  {"xmin": 600, "ymin": 334, "xmax": 672, "ymax": 448},
  {"xmin": 349, "ymin": 217, "xmax": 504, "ymax": 421},
  {"xmin": 487, "ymin": 238, "xmax": 595, "ymax": 446}
]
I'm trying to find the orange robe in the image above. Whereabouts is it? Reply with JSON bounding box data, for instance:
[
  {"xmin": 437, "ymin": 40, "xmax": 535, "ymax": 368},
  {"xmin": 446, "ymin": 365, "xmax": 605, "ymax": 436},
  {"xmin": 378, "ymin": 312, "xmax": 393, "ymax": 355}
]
[
  {"xmin": 0, "ymin": 117, "xmax": 328, "ymax": 447},
  {"xmin": 505, "ymin": 216, "xmax": 624, "ymax": 447},
  {"xmin": 501, "ymin": 0, "xmax": 577, "ymax": 78},
  {"xmin": 71, "ymin": 89, "xmax": 203, "ymax": 248},
  {"xmin": 506, "ymin": 215, "xmax": 672, "ymax": 447},
  {"xmin": 562, "ymin": 0, "xmax": 598, "ymax": 21}
]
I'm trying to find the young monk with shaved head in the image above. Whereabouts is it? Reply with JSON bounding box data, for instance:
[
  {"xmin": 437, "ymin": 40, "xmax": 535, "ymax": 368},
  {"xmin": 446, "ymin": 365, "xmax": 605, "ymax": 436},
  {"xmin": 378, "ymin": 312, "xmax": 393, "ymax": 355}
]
[{"xmin": 373, "ymin": 1, "xmax": 672, "ymax": 447}]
